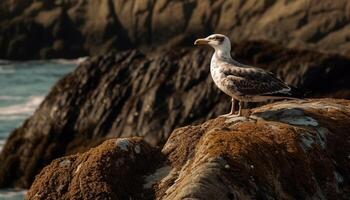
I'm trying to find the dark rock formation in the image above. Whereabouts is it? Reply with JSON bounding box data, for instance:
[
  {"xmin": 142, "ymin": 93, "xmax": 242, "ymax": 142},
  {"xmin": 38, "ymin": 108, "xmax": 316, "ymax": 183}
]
[
  {"xmin": 1, "ymin": 0, "xmax": 350, "ymax": 59},
  {"xmin": 25, "ymin": 99, "xmax": 350, "ymax": 199},
  {"xmin": 0, "ymin": 0, "xmax": 132, "ymax": 59},
  {"xmin": 1, "ymin": 41, "xmax": 350, "ymax": 188}
]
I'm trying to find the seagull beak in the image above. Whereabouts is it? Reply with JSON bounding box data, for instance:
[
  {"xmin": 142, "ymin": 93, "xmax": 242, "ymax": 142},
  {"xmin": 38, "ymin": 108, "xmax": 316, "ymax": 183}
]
[{"xmin": 194, "ymin": 38, "xmax": 209, "ymax": 45}]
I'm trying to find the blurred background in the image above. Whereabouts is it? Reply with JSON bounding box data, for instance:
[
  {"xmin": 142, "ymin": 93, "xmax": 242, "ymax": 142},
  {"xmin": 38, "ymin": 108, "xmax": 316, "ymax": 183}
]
[
  {"xmin": 1, "ymin": 0, "xmax": 350, "ymax": 59},
  {"xmin": 0, "ymin": 0, "xmax": 350, "ymax": 199}
]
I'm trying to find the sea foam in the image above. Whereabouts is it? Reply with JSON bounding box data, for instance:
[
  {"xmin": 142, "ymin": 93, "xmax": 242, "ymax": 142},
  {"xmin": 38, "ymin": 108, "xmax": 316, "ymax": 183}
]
[
  {"xmin": 0, "ymin": 66, "xmax": 15, "ymax": 74},
  {"xmin": 0, "ymin": 96, "xmax": 44, "ymax": 118},
  {"xmin": 0, "ymin": 96, "xmax": 23, "ymax": 101},
  {"xmin": 0, "ymin": 140, "xmax": 4, "ymax": 152},
  {"xmin": 0, "ymin": 188, "xmax": 26, "ymax": 200}
]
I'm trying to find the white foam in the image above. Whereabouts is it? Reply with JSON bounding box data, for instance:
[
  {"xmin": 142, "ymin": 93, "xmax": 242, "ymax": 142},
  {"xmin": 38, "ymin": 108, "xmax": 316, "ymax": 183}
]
[
  {"xmin": 0, "ymin": 96, "xmax": 23, "ymax": 101},
  {"xmin": 50, "ymin": 57, "xmax": 88, "ymax": 65},
  {"xmin": 0, "ymin": 140, "xmax": 5, "ymax": 152},
  {"xmin": 0, "ymin": 59, "xmax": 11, "ymax": 65},
  {"xmin": 0, "ymin": 57, "xmax": 85, "ymax": 70},
  {"xmin": 0, "ymin": 115, "xmax": 28, "ymax": 120},
  {"xmin": 0, "ymin": 96, "xmax": 44, "ymax": 118},
  {"xmin": 0, "ymin": 66, "xmax": 15, "ymax": 74},
  {"xmin": 0, "ymin": 189, "xmax": 27, "ymax": 200}
]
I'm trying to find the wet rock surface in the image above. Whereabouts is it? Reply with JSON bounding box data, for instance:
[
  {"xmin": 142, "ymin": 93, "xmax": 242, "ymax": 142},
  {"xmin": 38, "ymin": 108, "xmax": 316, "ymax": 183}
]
[
  {"xmin": 1, "ymin": 0, "xmax": 350, "ymax": 59},
  {"xmin": 1, "ymin": 42, "xmax": 350, "ymax": 188},
  {"xmin": 25, "ymin": 99, "xmax": 350, "ymax": 199}
]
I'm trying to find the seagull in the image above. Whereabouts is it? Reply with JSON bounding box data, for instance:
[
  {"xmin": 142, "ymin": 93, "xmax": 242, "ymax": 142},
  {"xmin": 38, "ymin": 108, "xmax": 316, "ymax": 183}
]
[{"xmin": 194, "ymin": 34, "xmax": 304, "ymax": 117}]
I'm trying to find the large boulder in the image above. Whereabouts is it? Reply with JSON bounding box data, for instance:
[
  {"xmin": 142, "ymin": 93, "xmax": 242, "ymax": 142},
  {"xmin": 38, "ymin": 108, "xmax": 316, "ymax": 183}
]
[
  {"xmin": 1, "ymin": 42, "xmax": 350, "ymax": 188},
  {"xmin": 26, "ymin": 137, "xmax": 162, "ymax": 200},
  {"xmin": 1, "ymin": 0, "xmax": 350, "ymax": 59},
  {"xmin": 25, "ymin": 99, "xmax": 350, "ymax": 199},
  {"xmin": 158, "ymin": 99, "xmax": 350, "ymax": 199}
]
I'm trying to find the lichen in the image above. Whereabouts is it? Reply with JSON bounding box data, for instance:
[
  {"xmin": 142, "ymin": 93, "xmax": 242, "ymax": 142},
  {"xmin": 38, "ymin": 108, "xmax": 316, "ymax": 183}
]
[
  {"xmin": 59, "ymin": 159, "xmax": 71, "ymax": 168},
  {"xmin": 280, "ymin": 116, "xmax": 318, "ymax": 126},
  {"xmin": 134, "ymin": 145, "xmax": 141, "ymax": 154},
  {"xmin": 299, "ymin": 133, "xmax": 314, "ymax": 151},
  {"xmin": 315, "ymin": 127, "xmax": 328, "ymax": 149},
  {"xmin": 299, "ymin": 127, "xmax": 329, "ymax": 151},
  {"xmin": 115, "ymin": 138, "xmax": 130, "ymax": 151},
  {"xmin": 257, "ymin": 101, "xmax": 349, "ymax": 113},
  {"xmin": 253, "ymin": 108, "xmax": 318, "ymax": 126},
  {"xmin": 224, "ymin": 116, "xmax": 249, "ymax": 124}
]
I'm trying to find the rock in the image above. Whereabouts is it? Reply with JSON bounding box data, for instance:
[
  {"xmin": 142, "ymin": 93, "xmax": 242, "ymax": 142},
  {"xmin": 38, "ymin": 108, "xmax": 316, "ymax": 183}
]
[
  {"xmin": 53, "ymin": 40, "xmax": 65, "ymax": 51},
  {"xmin": 1, "ymin": 43, "xmax": 350, "ymax": 188},
  {"xmin": 1, "ymin": 0, "xmax": 350, "ymax": 59},
  {"xmin": 26, "ymin": 137, "xmax": 163, "ymax": 200},
  {"xmin": 157, "ymin": 99, "xmax": 350, "ymax": 199},
  {"xmin": 25, "ymin": 99, "xmax": 350, "ymax": 199}
]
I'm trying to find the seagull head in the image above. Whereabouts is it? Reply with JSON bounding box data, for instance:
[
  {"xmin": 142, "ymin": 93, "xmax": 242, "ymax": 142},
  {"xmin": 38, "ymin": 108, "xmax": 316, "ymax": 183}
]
[{"xmin": 194, "ymin": 34, "xmax": 231, "ymax": 58}]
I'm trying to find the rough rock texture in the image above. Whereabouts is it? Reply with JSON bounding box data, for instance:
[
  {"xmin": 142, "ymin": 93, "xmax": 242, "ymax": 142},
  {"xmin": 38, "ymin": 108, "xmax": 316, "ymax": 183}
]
[
  {"xmin": 157, "ymin": 99, "xmax": 350, "ymax": 199},
  {"xmin": 1, "ymin": 42, "xmax": 350, "ymax": 188},
  {"xmin": 1, "ymin": 0, "xmax": 350, "ymax": 59},
  {"xmin": 25, "ymin": 99, "xmax": 350, "ymax": 199},
  {"xmin": 26, "ymin": 137, "xmax": 162, "ymax": 200}
]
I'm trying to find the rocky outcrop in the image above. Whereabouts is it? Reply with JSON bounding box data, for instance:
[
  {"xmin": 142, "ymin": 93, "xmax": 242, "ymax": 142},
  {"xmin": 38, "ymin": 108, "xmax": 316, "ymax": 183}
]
[
  {"xmin": 1, "ymin": 0, "xmax": 350, "ymax": 59},
  {"xmin": 26, "ymin": 137, "xmax": 163, "ymax": 200},
  {"xmin": 1, "ymin": 42, "xmax": 350, "ymax": 188},
  {"xmin": 158, "ymin": 99, "xmax": 350, "ymax": 199},
  {"xmin": 25, "ymin": 99, "xmax": 350, "ymax": 199}
]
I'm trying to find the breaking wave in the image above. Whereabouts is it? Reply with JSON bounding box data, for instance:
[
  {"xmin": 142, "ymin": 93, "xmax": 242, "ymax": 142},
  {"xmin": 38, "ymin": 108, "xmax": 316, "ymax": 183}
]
[
  {"xmin": 0, "ymin": 96, "xmax": 44, "ymax": 119},
  {"xmin": 0, "ymin": 66, "xmax": 15, "ymax": 74},
  {"xmin": 0, "ymin": 188, "xmax": 26, "ymax": 200},
  {"xmin": 50, "ymin": 57, "xmax": 88, "ymax": 65},
  {"xmin": 0, "ymin": 139, "xmax": 4, "ymax": 152},
  {"xmin": 0, "ymin": 96, "xmax": 23, "ymax": 101}
]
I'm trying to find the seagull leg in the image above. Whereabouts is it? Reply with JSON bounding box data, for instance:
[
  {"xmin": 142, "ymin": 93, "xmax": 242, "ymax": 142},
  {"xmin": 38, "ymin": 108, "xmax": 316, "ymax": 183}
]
[
  {"xmin": 220, "ymin": 98, "xmax": 236, "ymax": 117},
  {"xmin": 229, "ymin": 98, "xmax": 236, "ymax": 115},
  {"xmin": 235, "ymin": 101, "xmax": 243, "ymax": 117},
  {"xmin": 224, "ymin": 100, "xmax": 243, "ymax": 117}
]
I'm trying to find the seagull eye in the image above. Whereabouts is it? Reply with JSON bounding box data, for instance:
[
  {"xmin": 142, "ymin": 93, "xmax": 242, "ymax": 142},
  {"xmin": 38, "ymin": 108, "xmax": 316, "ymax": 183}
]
[
  {"xmin": 213, "ymin": 36, "xmax": 224, "ymax": 42},
  {"xmin": 208, "ymin": 36, "xmax": 224, "ymax": 42}
]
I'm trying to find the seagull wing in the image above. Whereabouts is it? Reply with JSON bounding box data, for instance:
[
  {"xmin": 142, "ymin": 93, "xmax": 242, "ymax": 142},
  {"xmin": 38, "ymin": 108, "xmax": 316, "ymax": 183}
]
[{"xmin": 220, "ymin": 63, "xmax": 298, "ymax": 97}]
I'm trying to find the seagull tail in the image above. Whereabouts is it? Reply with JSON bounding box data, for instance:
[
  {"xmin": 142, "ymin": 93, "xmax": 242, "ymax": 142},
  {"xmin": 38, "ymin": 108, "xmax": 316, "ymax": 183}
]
[
  {"xmin": 266, "ymin": 86, "xmax": 310, "ymax": 100},
  {"xmin": 286, "ymin": 86, "xmax": 311, "ymax": 99}
]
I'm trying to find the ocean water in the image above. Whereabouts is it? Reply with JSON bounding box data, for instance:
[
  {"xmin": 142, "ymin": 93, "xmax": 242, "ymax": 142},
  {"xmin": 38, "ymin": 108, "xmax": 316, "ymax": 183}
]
[
  {"xmin": 0, "ymin": 189, "xmax": 27, "ymax": 200},
  {"xmin": 0, "ymin": 59, "xmax": 81, "ymax": 199}
]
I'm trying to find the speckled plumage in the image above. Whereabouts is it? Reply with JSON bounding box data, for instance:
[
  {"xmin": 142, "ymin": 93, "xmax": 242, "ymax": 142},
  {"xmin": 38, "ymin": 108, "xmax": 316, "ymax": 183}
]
[
  {"xmin": 211, "ymin": 53, "xmax": 294, "ymax": 102},
  {"xmin": 195, "ymin": 33, "xmax": 304, "ymax": 116}
]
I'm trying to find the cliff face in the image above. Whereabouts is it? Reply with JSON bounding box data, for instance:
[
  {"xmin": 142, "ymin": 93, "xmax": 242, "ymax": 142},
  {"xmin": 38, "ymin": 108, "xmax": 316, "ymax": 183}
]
[
  {"xmin": 1, "ymin": 0, "xmax": 350, "ymax": 59},
  {"xmin": 1, "ymin": 41, "xmax": 350, "ymax": 188},
  {"xmin": 25, "ymin": 99, "xmax": 350, "ymax": 199}
]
